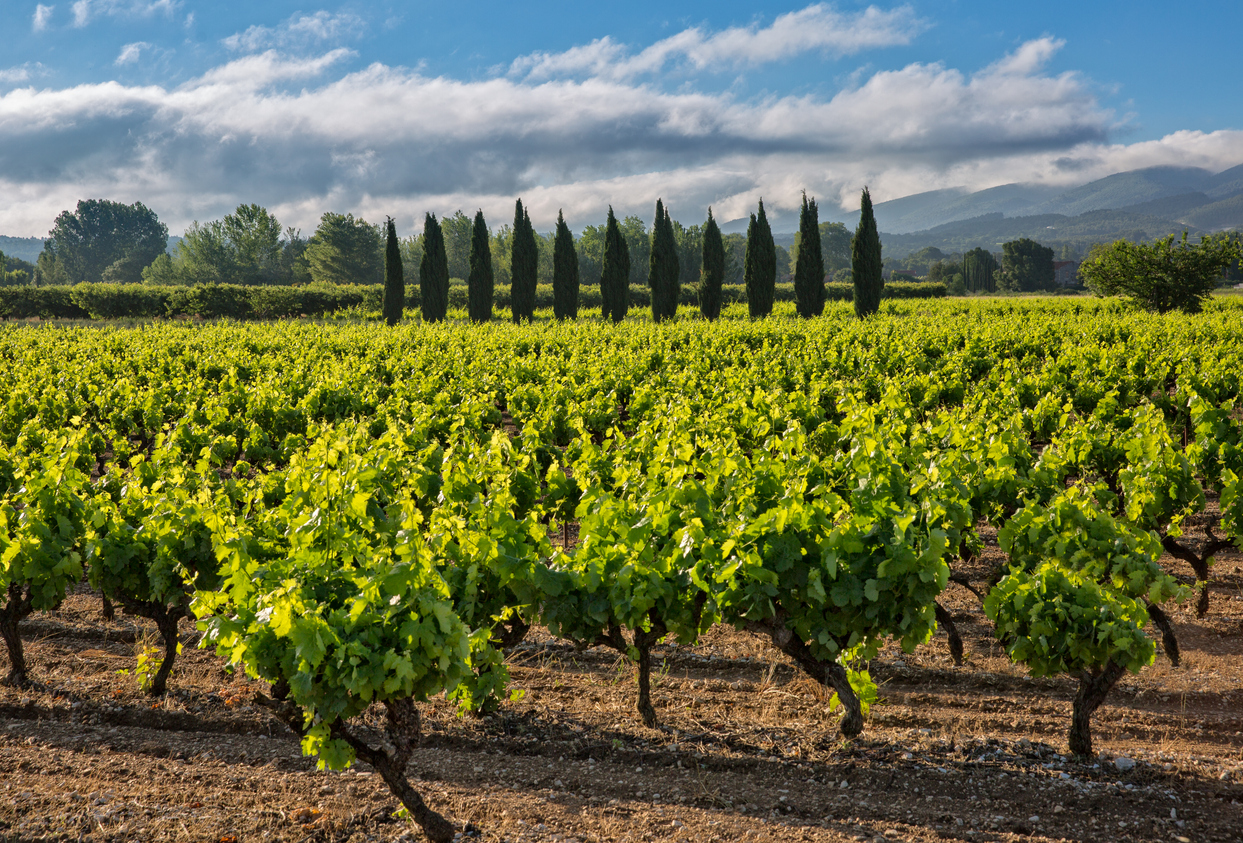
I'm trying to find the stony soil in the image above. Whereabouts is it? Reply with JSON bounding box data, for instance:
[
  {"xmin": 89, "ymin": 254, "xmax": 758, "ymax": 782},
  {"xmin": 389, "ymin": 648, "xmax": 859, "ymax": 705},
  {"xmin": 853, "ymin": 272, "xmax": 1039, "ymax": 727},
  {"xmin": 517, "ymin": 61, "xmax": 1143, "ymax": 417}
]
[{"xmin": 2, "ymin": 542, "xmax": 1242, "ymax": 843}]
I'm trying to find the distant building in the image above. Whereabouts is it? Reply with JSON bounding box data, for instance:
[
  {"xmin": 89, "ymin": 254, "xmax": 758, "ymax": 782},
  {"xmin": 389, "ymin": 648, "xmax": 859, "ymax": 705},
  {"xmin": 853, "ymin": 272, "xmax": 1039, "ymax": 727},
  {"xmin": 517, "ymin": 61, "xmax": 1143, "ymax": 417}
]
[{"xmin": 1053, "ymin": 260, "xmax": 1080, "ymax": 288}]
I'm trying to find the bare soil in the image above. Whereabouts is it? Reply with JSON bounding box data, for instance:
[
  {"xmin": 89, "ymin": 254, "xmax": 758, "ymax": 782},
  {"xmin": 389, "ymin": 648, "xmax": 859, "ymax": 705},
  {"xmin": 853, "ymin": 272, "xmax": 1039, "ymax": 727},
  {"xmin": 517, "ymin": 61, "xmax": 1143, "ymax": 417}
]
[{"xmin": 2, "ymin": 544, "xmax": 1242, "ymax": 843}]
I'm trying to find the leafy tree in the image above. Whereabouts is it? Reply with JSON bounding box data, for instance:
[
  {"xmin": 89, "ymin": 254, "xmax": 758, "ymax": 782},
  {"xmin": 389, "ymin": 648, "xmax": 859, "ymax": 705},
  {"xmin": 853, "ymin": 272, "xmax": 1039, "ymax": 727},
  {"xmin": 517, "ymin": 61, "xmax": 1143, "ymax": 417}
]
[
  {"xmin": 744, "ymin": 200, "xmax": 775, "ymax": 318},
  {"xmin": 1080, "ymin": 232, "xmax": 1240, "ymax": 313},
  {"xmin": 793, "ymin": 192, "xmax": 826, "ymax": 317},
  {"xmin": 419, "ymin": 214, "xmax": 449, "ymax": 322},
  {"xmin": 33, "ymin": 250, "xmax": 71, "ymax": 286},
  {"xmin": 576, "ymin": 223, "xmax": 605, "ymax": 289},
  {"xmin": 510, "ymin": 200, "xmax": 538, "ymax": 322},
  {"xmin": 383, "ymin": 218, "xmax": 405, "ymax": 326},
  {"xmin": 721, "ymin": 233, "xmax": 746, "ymax": 284},
  {"xmin": 852, "ymin": 188, "xmax": 883, "ymax": 317},
  {"xmin": 441, "ymin": 211, "xmax": 473, "ymax": 281},
  {"xmin": 817, "ymin": 221, "xmax": 853, "ymax": 275},
  {"xmin": 647, "ymin": 199, "xmax": 680, "ymax": 322},
  {"xmin": 222, "ymin": 204, "xmax": 284, "ymax": 284},
  {"xmin": 467, "ymin": 210, "xmax": 494, "ymax": 323},
  {"xmin": 601, "ymin": 207, "xmax": 630, "ymax": 323},
  {"xmin": 45, "ymin": 199, "xmax": 168, "ymax": 285},
  {"xmin": 305, "ymin": 213, "xmax": 382, "ymax": 285},
  {"xmin": 997, "ymin": 238, "xmax": 1055, "ymax": 292},
  {"xmin": 671, "ymin": 218, "xmax": 703, "ymax": 293},
  {"xmin": 699, "ymin": 209, "xmax": 725, "ymax": 320},
  {"xmin": 552, "ymin": 211, "xmax": 579, "ymax": 320},
  {"xmin": 399, "ymin": 232, "xmax": 424, "ymax": 284},
  {"xmin": 962, "ymin": 247, "xmax": 998, "ymax": 293},
  {"xmin": 619, "ymin": 215, "xmax": 651, "ymax": 287}
]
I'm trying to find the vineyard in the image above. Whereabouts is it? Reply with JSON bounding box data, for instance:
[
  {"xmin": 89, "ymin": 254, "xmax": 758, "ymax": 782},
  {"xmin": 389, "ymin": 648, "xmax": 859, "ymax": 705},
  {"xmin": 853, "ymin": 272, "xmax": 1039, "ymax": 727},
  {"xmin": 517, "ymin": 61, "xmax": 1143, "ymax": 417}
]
[{"xmin": 2, "ymin": 298, "xmax": 1243, "ymax": 843}]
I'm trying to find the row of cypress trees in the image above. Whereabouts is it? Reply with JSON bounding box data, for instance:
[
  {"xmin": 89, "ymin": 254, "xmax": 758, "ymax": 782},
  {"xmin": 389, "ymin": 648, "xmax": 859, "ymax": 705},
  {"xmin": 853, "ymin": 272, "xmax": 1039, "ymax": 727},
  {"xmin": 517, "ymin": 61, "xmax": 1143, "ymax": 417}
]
[{"xmin": 380, "ymin": 189, "xmax": 885, "ymax": 325}]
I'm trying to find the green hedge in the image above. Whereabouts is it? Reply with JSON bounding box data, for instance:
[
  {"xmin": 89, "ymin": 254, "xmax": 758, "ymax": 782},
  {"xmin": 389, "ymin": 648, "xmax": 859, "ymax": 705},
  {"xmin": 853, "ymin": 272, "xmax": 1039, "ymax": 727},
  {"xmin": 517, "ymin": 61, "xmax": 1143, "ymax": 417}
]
[{"xmin": 1, "ymin": 279, "xmax": 945, "ymax": 322}]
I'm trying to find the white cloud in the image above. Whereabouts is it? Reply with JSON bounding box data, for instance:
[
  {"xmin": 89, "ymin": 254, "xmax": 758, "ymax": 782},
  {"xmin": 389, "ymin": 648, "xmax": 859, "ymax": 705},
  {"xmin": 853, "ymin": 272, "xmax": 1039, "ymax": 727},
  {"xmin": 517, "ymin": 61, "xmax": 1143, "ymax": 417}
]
[
  {"xmin": 222, "ymin": 11, "xmax": 366, "ymax": 53},
  {"xmin": 71, "ymin": 0, "xmax": 180, "ymax": 28},
  {"xmin": 0, "ymin": 63, "xmax": 47, "ymax": 85},
  {"xmin": 32, "ymin": 4, "xmax": 54, "ymax": 31},
  {"xmin": 511, "ymin": 3, "xmax": 928, "ymax": 80},
  {"xmin": 0, "ymin": 38, "xmax": 1239, "ymax": 238},
  {"xmin": 115, "ymin": 42, "xmax": 151, "ymax": 66}
]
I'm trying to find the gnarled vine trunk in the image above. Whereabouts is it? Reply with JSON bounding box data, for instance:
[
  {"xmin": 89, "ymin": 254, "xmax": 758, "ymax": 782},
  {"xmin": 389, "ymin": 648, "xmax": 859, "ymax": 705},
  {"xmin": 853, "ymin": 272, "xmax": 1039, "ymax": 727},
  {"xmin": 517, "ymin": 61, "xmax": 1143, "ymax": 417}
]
[
  {"xmin": 1069, "ymin": 660, "xmax": 1126, "ymax": 757},
  {"xmin": 1, "ymin": 584, "xmax": 34, "ymax": 687}
]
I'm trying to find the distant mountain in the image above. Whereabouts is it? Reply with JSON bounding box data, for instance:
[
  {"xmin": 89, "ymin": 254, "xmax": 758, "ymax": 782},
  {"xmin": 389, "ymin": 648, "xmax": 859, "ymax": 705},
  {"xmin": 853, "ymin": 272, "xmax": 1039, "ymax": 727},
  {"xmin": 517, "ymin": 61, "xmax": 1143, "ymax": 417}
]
[
  {"xmin": 881, "ymin": 209, "xmax": 1207, "ymax": 260},
  {"xmin": 867, "ymin": 163, "xmax": 1243, "ymax": 240},
  {"xmin": 872, "ymin": 184, "xmax": 1063, "ymax": 234},
  {"xmin": 1026, "ymin": 166, "xmax": 1217, "ymax": 217},
  {"xmin": 0, "ymin": 236, "xmax": 44, "ymax": 263},
  {"xmin": 1179, "ymin": 194, "xmax": 1243, "ymax": 230},
  {"xmin": 1206, "ymin": 163, "xmax": 1243, "ymax": 199}
]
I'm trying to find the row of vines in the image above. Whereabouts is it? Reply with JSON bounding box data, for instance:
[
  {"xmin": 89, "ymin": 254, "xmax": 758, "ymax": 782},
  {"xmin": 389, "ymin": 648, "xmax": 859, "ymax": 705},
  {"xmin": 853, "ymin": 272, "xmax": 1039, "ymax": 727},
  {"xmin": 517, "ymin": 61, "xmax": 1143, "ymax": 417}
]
[{"xmin": 2, "ymin": 298, "xmax": 1242, "ymax": 841}]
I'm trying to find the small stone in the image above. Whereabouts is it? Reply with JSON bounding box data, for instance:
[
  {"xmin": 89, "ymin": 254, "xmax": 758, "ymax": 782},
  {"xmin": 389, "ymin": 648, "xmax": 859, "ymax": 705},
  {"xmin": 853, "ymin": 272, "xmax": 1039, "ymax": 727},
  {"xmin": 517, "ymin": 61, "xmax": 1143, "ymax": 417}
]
[{"xmin": 1113, "ymin": 756, "xmax": 1136, "ymax": 772}]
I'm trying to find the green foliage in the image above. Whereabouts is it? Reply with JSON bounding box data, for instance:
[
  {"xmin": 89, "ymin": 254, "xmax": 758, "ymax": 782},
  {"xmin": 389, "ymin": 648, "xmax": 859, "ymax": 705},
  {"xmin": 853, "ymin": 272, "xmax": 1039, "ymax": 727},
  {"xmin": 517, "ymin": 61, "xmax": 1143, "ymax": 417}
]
[
  {"xmin": 647, "ymin": 199, "xmax": 680, "ymax": 322},
  {"xmin": 196, "ymin": 430, "xmax": 474, "ymax": 769},
  {"xmin": 961, "ymin": 248, "xmax": 998, "ymax": 293},
  {"xmin": 419, "ymin": 214, "xmax": 449, "ymax": 322},
  {"xmin": 382, "ymin": 218, "xmax": 405, "ymax": 326},
  {"xmin": 510, "ymin": 200, "xmax": 539, "ymax": 323},
  {"xmin": 997, "ymin": 238, "xmax": 1055, "ymax": 292},
  {"xmin": 793, "ymin": 193, "xmax": 825, "ymax": 318},
  {"xmin": 467, "ymin": 210, "xmax": 494, "ymax": 323},
  {"xmin": 699, "ymin": 209, "xmax": 725, "ymax": 320},
  {"xmin": 985, "ymin": 563, "xmax": 1156, "ymax": 678},
  {"xmin": 552, "ymin": 211, "xmax": 579, "ymax": 321},
  {"xmin": 45, "ymin": 199, "xmax": 168, "ymax": 285},
  {"xmin": 744, "ymin": 201, "xmax": 776, "ymax": 319},
  {"xmin": 852, "ymin": 188, "xmax": 883, "ymax": 317},
  {"xmin": 305, "ymin": 213, "xmax": 382, "ymax": 286},
  {"xmin": 1080, "ymin": 232, "xmax": 1240, "ymax": 313},
  {"xmin": 601, "ymin": 207, "xmax": 630, "ymax": 324}
]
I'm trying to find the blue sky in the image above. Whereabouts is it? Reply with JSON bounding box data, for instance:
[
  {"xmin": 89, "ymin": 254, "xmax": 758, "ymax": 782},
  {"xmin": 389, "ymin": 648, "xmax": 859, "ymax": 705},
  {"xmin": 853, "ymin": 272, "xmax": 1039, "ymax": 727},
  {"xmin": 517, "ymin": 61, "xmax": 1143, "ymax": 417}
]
[{"xmin": 4, "ymin": 1, "xmax": 1242, "ymax": 235}]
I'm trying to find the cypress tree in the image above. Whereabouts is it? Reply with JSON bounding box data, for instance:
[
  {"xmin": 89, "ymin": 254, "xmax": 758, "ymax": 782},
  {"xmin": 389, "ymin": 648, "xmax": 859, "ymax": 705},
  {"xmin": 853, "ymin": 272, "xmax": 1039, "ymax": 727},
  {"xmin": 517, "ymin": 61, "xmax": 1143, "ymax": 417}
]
[
  {"xmin": 745, "ymin": 199, "xmax": 775, "ymax": 318},
  {"xmin": 648, "ymin": 199, "xmax": 679, "ymax": 322},
  {"xmin": 793, "ymin": 192, "xmax": 825, "ymax": 318},
  {"xmin": 510, "ymin": 199, "xmax": 538, "ymax": 322},
  {"xmin": 601, "ymin": 206, "xmax": 630, "ymax": 324},
  {"xmin": 467, "ymin": 209, "xmax": 493, "ymax": 323},
  {"xmin": 419, "ymin": 212, "xmax": 448, "ymax": 322},
  {"xmin": 699, "ymin": 208, "xmax": 724, "ymax": 320},
  {"xmin": 661, "ymin": 204, "xmax": 680, "ymax": 320},
  {"xmin": 552, "ymin": 210, "xmax": 579, "ymax": 320},
  {"xmin": 382, "ymin": 216, "xmax": 404, "ymax": 326},
  {"xmin": 852, "ymin": 187, "xmax": 883, "ymax": 317}
]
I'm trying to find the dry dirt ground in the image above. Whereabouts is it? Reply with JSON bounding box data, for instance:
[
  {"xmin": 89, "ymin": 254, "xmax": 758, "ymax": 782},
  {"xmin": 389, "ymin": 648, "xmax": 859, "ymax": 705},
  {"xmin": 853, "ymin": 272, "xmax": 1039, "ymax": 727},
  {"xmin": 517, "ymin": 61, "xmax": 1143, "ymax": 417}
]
[{"xmin": 2, "ymin": 542, "xmax": 1242, "ymax": 843}]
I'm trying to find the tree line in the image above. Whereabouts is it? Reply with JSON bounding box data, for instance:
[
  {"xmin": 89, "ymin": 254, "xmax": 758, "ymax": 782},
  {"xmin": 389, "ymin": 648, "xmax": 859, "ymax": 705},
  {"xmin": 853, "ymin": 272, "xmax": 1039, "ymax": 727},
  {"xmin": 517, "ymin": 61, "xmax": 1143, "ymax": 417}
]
[{"xmin": 24, "ymin": 192, "xmax": 889, "ymax": 322}]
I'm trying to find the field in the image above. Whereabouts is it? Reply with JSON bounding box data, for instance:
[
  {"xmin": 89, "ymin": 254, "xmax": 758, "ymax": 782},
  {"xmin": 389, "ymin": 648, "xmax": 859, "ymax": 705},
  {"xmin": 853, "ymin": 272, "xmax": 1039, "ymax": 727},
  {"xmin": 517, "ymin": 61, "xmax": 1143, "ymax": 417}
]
[{"xmin": 2, "ymin": 299, "xmax": 1243, "ymax": 842}]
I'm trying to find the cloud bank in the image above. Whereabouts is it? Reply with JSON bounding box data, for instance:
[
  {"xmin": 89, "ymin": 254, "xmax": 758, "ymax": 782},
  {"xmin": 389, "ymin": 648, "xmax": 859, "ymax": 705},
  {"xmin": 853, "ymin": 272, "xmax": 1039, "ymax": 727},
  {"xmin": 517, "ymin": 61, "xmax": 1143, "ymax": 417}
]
[
  {"xmin": 509, "ymin": 3, "xmax": 928, "ymax": 80},
  {"xmin": 1, "ymin": 7, "xmax": 1241, "ymax": 236}
]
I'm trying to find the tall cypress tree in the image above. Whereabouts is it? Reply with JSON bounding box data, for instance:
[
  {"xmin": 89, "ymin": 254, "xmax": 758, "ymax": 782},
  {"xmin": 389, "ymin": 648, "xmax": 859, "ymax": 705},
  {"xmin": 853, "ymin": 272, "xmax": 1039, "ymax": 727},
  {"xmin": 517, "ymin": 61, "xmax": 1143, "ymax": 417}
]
[
  {"xmin": 467, "ymin": 209, "xmax": 493, "ymax": 323},
  {"xmin": 852, "ymin": 187, "xmax": 883, "ymax": 317},
  {"xmin": 661, "ymin": 204, "xmax": 680, "ymax": 320},
  {"xmin": 793, "ymin": 193, "xmax": 825, "ymax": 318},
  {"xmin": 648, "ymin": 199, "xmax": 679, "ymax": 322},
  {"xmin": 510, "ymin": 199, "xmax": 538, "ymax": 322},
  {"xmin": 419, "ymin": 212, "xmax": 448, "ymax": 322},
  {"xmin": 745, "ymin": 199, "xmax": 775, "ymax": 318},
  {"xmin": 601, "ymin": 206, "xmax": 630, "ymax": 324},
  {"xmin": 382, "ymin": 216, "xmax": 404, "ymax": 326},
  {"xmin": 699, "ymin": 208, "xmax": 724, "ymax": 320},
  {"xmin": 552, "ymin": 210, "xmax": 579, "ymax": 320}
]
